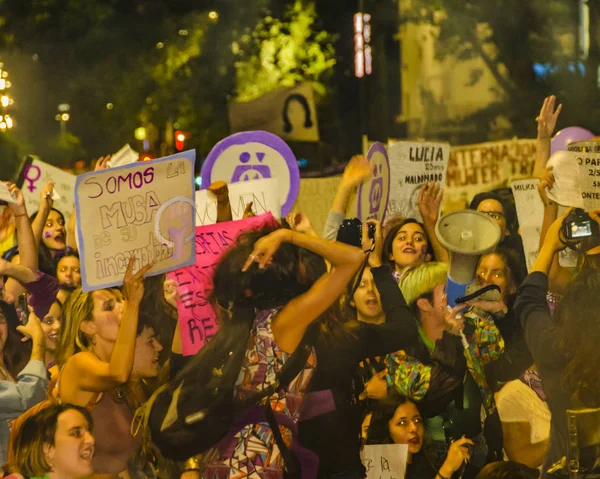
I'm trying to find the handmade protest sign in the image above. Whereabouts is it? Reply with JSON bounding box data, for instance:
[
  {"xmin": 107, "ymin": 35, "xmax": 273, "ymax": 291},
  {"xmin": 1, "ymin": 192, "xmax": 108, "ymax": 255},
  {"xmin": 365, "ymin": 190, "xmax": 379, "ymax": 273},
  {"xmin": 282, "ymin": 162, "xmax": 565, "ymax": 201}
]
[
  {"xmin": 386, "ymin": 141, "xmax": 450, "ymax": 221},
  {"xmin": 75, "ymin": 150, "xmax": 196, "ymax": 292},
  {"xmin": 511, "ymin": 179, "xmax": 544, "ymax": 272},
  {"xmin": 546, "ymin": 150, "xmax": 600, "ymax": 209},
  {"xmin": 0, "ymin": 182, "xmax": 16, "ymax": 204},
  {"xmin": 168, "ymin": 213, "xmax": 277, "ymax": 356},
  {"xmin": 356, "ymin": 142, "xmax": 391, "ymax": 223},
  {"xmin": 194, "ymin": 178, "xmax": 281, "ymax": 226},
  {"xmin": 362, "ymin": 444, "xmax": 408, "ymax": 479},
  {"xmin": 19, "ymin": 156, "xmax": 76, "ymax": 220},
  {"xmin": 200, "ymin": 131, "xmax": 300, "ymax": 217}
]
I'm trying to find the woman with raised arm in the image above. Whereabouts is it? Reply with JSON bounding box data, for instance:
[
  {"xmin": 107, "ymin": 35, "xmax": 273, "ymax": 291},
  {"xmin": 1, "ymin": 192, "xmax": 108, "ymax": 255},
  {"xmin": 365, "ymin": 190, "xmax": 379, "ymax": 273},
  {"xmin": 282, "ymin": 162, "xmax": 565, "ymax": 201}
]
[
  {"xmin": 56, "ymin": 257, "xmax": 151, "ymax": 478},
  {"xmin": 515, "ymin": 207, "xmax": 600, "ymax": 476},
  {"xmin": 164, "ymin": 225, "xmax": 364, "ymax": 478}
]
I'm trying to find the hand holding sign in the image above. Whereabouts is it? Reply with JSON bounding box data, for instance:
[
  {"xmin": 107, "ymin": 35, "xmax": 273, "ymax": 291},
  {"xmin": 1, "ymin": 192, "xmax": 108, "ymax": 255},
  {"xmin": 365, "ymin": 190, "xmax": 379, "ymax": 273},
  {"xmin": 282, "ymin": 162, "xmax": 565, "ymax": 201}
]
[
  {"xmin": 122, "ymin": 256, "xmax": 153, "ymax": 304},
  {"xmin": 40, "ymin": 182, "xmax": 56, "ymax": 210},
  {"xmin": 0, "ymin": 182, "xmax": 17, "ymax": 205},
  {"xmin": 5, "ymin": 183, "xmax": 25, "ymax": 215}
]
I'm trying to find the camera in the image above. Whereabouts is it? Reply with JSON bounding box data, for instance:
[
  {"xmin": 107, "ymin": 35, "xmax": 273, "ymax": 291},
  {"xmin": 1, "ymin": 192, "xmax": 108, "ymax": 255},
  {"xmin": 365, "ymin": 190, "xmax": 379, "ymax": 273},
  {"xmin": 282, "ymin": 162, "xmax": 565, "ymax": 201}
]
[
  {"xmin": 336, "ymin": 218, "xmax": 376, "ymax": 248},
  {"xmin": 561, "ymin": 208, "xmax": 600, "ymax": 241}
]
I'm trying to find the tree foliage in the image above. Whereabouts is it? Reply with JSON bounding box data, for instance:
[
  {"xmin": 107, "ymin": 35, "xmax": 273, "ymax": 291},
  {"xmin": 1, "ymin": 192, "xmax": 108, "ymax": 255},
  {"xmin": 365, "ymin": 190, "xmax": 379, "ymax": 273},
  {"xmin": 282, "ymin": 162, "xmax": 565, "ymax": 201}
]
[
  {"xmin": 233, "ymin": 0, "xmax": 337, "ymax": 102},
  {"xmin": 403, "ymin": 0, "xmax": 597, "ymax": 140}
]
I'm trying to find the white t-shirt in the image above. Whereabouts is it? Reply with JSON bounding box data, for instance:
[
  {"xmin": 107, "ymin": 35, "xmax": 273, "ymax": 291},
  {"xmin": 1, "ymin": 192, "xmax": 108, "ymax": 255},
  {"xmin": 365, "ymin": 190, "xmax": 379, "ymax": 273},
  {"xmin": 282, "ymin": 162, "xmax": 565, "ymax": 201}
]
[{"xmin": 496, "ymin": 379, "xmax": 551, "ymax": 444}]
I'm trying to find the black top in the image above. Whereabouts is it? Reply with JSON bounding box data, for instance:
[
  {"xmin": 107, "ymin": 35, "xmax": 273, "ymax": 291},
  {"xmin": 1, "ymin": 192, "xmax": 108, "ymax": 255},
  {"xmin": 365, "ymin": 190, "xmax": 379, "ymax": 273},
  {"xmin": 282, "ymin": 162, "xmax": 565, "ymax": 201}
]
[
  {"xmin": 514, "ymin": 272, "xmax": 570, "ymax": 477},
  {"xmin": 299, "ymin": 264, "xmax": 421, "ymax": 477}
]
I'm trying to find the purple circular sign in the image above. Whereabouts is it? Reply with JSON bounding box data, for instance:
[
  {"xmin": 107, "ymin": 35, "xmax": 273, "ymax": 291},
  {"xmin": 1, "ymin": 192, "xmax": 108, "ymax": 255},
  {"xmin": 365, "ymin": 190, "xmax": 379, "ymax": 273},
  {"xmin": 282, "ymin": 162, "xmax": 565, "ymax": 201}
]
[
  {"xmin": 356, "ymin": 142, "xmax": 391, "ymax": 223},
  {"xmin": 201, "ymin": 131, "xmax": 300, "ymax": 217}
]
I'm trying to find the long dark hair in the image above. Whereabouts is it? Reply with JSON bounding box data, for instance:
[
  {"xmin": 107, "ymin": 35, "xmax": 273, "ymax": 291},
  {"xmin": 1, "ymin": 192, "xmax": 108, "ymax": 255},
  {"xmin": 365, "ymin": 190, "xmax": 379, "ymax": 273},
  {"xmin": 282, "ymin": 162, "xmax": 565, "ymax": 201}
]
[
  {"xmin": 282, "ymin": 94, "xmax": 313, "ymax": 133},
  {"xmin": 556, "ymin": 265, "xmax": 600, "ymax": 403},
  {"xmin": 382, "ymin": 218, "xmax": 434, "ymax": 268},
  {"xmin": 212, "ymin": 226, "xmax": 311, "ymax": 312},
  {"xmin": 0, "ymin": 301, "xmax": 32, "ymax": 378},
  {"xmin": 366, "ymin": 394, "xmax": 415, "ymax": 445}
]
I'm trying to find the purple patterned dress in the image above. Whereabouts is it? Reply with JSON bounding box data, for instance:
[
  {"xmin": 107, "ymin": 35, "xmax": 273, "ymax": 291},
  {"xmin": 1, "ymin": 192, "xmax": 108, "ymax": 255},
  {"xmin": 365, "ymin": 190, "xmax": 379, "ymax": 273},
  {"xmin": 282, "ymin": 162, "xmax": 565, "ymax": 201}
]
[{"xmin": 201, "ymin": 309, "xmax": 317, "ymax": 479}]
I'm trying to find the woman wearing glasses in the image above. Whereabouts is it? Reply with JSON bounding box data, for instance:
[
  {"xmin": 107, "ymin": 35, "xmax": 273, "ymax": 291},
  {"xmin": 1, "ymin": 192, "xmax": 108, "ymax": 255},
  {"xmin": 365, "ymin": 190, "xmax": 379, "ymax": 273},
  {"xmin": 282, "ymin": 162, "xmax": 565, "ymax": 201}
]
[{"xmin": 470, "ymin": 190, "xmax": 527, "ymax": 273}]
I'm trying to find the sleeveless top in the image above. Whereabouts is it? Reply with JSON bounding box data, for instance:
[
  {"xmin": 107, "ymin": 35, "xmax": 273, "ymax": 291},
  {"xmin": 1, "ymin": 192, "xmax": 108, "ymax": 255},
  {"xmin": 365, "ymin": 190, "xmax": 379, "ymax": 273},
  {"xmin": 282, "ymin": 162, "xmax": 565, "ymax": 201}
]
[
  {"xmin": 90, "ymin": 389, "xmax": 143, "ymax": 475},
  {"xmin": 201, "ymin": 309, "xmax": 317, "ymax": 479}
]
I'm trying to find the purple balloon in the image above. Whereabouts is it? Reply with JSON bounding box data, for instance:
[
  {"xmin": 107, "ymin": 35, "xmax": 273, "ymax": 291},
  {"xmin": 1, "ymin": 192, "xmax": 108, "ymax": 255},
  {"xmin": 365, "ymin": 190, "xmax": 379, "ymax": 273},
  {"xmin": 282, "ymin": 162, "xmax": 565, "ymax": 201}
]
[{"xmin": 551, "ymin": 126, "xmax": 595, "ymax": 155}]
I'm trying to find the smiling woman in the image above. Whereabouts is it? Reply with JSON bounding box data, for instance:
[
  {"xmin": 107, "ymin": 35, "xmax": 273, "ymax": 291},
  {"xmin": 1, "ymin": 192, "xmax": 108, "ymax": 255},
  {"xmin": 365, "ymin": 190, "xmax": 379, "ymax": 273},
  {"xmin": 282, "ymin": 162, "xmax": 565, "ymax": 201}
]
[{"xmin": 7, "ymin": 403, "xmax": 95, "ymax": 479}]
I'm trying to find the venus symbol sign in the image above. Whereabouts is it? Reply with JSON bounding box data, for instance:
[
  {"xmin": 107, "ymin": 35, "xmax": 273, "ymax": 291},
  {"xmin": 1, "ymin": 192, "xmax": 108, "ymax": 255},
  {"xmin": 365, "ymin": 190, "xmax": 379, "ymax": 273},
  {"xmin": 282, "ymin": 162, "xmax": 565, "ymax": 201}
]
[
  {"xmin": 200, "ymin": 131, "xmax": 300, "ymax": 217},
  {"xmin": 356, "ymin": 142, "xmax": 391, "ymax": 223}
]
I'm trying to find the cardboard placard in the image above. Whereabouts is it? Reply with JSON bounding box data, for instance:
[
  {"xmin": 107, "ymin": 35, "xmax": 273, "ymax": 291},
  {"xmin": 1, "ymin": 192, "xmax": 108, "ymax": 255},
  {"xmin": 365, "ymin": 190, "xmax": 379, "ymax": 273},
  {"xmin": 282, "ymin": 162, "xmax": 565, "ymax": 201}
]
[
  {"xmin": 168, "ymin": 213, "xmax": 277, "ymax": 356},
  {"xmin": 75, "ymin": 150, "xmax": 196, "ymax": 292},
  {"xmin": 194, "ymin": 178, "xmax": 281, "ymax": 226},
  {"xmin": 19, "ymin": 157, "xmax": 76, "ymax": 220},
  {"xmin": 362, "ymin": 444, "xmax": 408, "ymax": 479},
  {"xmin": 386, "ymin": 141, "xmax": 450, "ymax": 221},
  {"xmin": 356, "ymin": 142, "xmax": 391, "ymax": 223},
  {"xmin": 201, "ymin": 131, "xmax": 300, "ymax": 217}
]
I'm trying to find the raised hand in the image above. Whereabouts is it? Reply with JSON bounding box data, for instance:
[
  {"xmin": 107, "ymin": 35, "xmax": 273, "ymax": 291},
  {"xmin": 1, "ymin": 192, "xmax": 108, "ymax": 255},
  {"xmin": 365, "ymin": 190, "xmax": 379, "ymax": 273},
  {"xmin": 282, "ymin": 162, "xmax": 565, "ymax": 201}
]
[
  {"xmin": 536, "ymin": 95, "xmax": 563, "ymax": 140},
  {"xmin": 39, "ymin": 182, "xmax": 55, "ymax": 210},
  {"xmin": 362, "ymin": 219, "xmax": 383, "ymax": 267},
  {"xmin": 122, "ymin": 256, "xmax": 153, "ymax": 304},
  {"xmin": 440, "ymin": 437, "xmax": 474, "ymax": 476},
  {"xmin": 163, "ymin": 278, "xmax": 180, "ymax": 310},
  {"xmin": 537, "ymin": 167, "xmax": 556, "ymax": 206},
  {"xmin": 286, "ymin": 212, "xmax": 316, "ymax": 236},
  {"xmin": 342, "ymin": 155, "xmax": 372, "ymax": 189},
  {"xmin": 6, "ymin": 183, "xmax": 26, "ymax": 217},
  {"xmin": 17, "ymin": 312, "xmax": 44, "ymax": 345},
  {"xmin": 242, "ymin": 229, "xmax": 289, "ymax": 271},
  {"xmin": 417, "ymin": 181, "xmax": 443, "ymax": 225},
  {"xmin": 94, "ymin": 155, "xmax": 111, "ymax": 171}
]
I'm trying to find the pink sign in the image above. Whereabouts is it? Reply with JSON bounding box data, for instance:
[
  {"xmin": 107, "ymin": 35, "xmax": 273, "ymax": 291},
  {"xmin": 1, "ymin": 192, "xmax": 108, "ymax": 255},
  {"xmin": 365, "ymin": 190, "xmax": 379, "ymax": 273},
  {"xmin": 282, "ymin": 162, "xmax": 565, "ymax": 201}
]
[{"xmin": 168, "ymin": 213, "xmax": 277, "ymax": 356}]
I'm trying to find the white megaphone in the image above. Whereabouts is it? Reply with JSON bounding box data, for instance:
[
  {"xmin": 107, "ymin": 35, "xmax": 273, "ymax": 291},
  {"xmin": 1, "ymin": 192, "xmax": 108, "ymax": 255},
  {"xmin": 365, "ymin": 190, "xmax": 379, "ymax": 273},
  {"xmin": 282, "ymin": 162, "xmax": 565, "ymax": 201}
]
[{"xmin": 435, "ymin": 210, "xmax": 502, "ymax": 306}]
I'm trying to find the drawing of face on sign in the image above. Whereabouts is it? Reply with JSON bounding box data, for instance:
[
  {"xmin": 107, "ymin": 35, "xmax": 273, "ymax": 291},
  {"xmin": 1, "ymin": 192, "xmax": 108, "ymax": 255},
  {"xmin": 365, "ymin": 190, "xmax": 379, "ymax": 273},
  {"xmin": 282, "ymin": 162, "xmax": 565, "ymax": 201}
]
[
  {"xmin": 201, "ymin": 131, "xmax": 300, "ymax": 217},
  {"xmin": 282, "ymin": 94, "xmax": 314, "ymax": 138},
  {"xmin": 356, "ymin": 142, "xmax": 390, "ymax": 223}
]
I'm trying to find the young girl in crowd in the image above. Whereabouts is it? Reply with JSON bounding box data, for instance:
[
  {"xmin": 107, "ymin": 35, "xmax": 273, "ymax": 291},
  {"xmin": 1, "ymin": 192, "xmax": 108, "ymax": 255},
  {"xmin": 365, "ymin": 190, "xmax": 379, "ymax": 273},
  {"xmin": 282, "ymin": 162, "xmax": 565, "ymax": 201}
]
[
  {"xmin": 7, "ymin": 403, "xmax": 95, "ymax": 479},
  {"xmin": 367, "ymin": 395, "xmax": 474, "ymax": 479},
  {"xmin": 56, "ymin": 257, "xmax": 152, "ymax": 478}
]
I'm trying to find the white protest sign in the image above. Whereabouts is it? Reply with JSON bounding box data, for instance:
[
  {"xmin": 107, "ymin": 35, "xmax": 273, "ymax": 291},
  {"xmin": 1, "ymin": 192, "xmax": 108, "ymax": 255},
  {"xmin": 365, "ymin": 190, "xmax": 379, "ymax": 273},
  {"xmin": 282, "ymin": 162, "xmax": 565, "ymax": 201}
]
[
  {"xmin": 194, "ymin": 178, "xmax": 281, "ymax": 226},
  {"xmin": 511, "ymin": 179, "xmax": 544, "ymax": 272},
  {"xmin": 546, "ymin": 151, "xmax": 584, "ymax": 208},
  {"xmin": 200, "ymin": 131, "xmax": 300, "ymax": 217},
  {"xmin": 356, "ymin": 142, "xmax": 391, "ymax": 223},
  {"xmin": 386, "ymin": 141, "xmax": 450, "ymax": 221},
  {"xmin": 362, "ymin": 444, "xmax": 408, "ymax": 479},
  {"xmin": 20, "ymin": 157, "xmax": 76, "ymax": 220},
  {"xmin": 108, "ymin": 144, "xmax": 139, "ymax": 168},
  {"xmin": 0, "ymin": 182, "xmax": 17, "ymax": 204},
  {"xmin": 75, "ymin": 150, "xmax": 196, "ymax": 292}
]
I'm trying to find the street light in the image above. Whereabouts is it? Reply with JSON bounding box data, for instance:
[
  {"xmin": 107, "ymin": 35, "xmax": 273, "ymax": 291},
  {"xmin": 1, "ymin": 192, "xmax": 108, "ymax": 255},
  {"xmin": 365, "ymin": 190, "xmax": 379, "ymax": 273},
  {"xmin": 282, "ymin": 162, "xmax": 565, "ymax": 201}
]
[{"xmin": 208, "ymin": 11, "xmax": 219, "ymax": 20}]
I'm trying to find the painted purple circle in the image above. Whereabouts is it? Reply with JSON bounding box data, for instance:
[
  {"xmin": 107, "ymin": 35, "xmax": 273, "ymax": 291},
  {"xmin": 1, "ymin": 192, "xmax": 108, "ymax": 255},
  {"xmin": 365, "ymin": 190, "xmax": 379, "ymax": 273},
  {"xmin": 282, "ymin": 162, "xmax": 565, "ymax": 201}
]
[
  {"xmin": 201, "ymin": 131, "xmax": 300, "ymax": 217},
  {"xmin": 356, "ymin": 142, "xmax": 390, "ymax": 223}
]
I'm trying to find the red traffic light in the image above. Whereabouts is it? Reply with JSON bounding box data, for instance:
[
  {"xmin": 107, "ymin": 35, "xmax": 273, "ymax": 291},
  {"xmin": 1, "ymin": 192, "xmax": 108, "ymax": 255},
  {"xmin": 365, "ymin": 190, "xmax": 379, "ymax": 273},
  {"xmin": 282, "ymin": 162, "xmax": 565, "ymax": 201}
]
[{"xmin": 175, "ymin": 130, "xmax": 186, "ymax": 151}]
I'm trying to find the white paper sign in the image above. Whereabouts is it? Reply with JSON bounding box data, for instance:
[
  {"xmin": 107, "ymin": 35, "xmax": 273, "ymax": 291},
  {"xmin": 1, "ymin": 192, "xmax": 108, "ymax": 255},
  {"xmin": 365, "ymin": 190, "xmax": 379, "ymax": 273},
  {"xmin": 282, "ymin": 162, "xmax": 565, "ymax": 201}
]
[
  {"xmin": 546, "ymin": 151, "xmax": 584, "ymax": 208},
  {"xmin": 108, "ymin": 144, "xmax": 139, "ymax": 168},
  {"xmin": 386, "ymin": 141, "xmax": 450, "ymax": 221},
  {"xmin": 0, "ymin": 182, "xmax": 17, "ymax": 204},
  {"xmin": 75, "ymin": 150, "xmax": 196, "ymax": 292},
  {"xmin": 194, "ymin": 178, "xmax": 281, "ymax": 226},
  {"xmin": 511, "ymin": 179, "xmax": 544, "ymax": 272},
  {"xmin": 20, "ymin": 157, "xmax": 76, "ymax": 220},
  {"xmin": 362, "ymin": 444, "xmax": 408, "ymax": 479}
]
